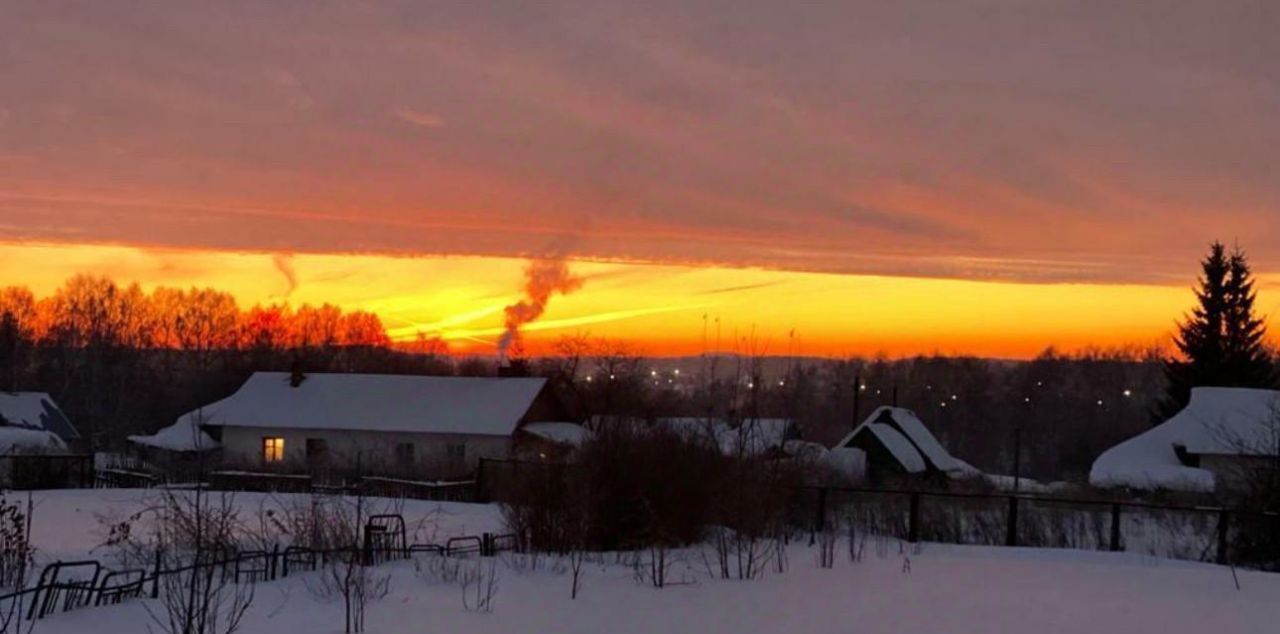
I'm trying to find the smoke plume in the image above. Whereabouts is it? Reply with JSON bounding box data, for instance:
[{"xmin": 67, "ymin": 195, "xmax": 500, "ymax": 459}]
[
  {"xmin": 272, "ymin": 253, "xmax": 298, "ymax": 297},
  {"xmin": 498, "ymin": 257, "xmax": 583, "ymax": 364}
]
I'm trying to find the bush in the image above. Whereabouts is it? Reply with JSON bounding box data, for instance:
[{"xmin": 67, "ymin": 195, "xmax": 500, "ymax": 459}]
[{"xmin": 502, "ymin": 419, "xmax": 802, "ymax": 557}]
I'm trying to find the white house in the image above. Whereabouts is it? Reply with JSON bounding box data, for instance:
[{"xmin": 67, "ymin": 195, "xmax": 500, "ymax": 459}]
[
  {"xmin": 1090, "ymin": 387, "xmax": 1280, "ymax": 494},
  {"xmin": 159, "ymin": 372, "xmax": 582, "ymax": 478}
]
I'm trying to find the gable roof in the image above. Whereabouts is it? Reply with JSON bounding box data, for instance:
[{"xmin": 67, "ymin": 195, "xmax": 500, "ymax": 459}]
[
  {"xmin": 1090, "ymin": 387, "xmax": 1280, "ymax": 493},
  {"xmin": 185, "ymin": 372, "xmax": 551, "ymax": 436},
  {"xmin": 0, "ymin": 392, "xmax": 80, "ymax": 442},
  {"xmin": 835, "ymin": 407, "xmax": 961, "ymax": 474},
  {"xmin": 864, "ymin": 423, "xmax": 927, "ymax": 473}
]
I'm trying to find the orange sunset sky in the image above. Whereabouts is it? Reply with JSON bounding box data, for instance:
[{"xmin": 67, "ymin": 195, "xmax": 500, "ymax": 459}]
[{"xmin": 1, "ymin": 3, "xmax": 1278, "ymax": 358}]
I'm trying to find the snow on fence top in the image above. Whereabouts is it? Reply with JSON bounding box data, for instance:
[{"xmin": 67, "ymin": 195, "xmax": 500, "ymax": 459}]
[
  {"xmin": 0, "ymin": 392, "xmax": 80, "ymax": 442},
  {"xmin": 174, "ymin": 372, "xmax": 550, "ymax": 436},
  {"xmin": 1089, "ymin": 386, "xmax": 1280, "ymax": 493}
]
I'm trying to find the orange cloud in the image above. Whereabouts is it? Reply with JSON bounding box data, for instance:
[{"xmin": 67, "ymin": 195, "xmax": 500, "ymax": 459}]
[{"xmin": 1, "ymin": 241, "xmax": 1265, "ymax": 359}]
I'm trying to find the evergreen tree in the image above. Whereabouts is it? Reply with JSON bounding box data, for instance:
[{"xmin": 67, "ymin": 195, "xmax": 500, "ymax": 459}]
[
  {"xmin": 1223, "ymin": 247, "xmax": 1273, "ymax": 385},
  {"xmin": 1158, "ymin": 242, "xmax": 1276, "ymax": 421}
]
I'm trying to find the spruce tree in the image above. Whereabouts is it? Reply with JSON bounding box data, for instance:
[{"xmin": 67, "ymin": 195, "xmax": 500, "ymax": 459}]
[{"xmin": 1158, "ymin": 242, "xmax": 1276, "ymax": 421}]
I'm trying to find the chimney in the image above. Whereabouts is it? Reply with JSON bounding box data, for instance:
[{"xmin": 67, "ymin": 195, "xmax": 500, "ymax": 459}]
[
  {"xmin": 497, "ymin": 359, "xmax": 530, "ymax": 378},
  {"xmin": 289, "ymin": 358, "xmax": 307, "ymax": 387}
]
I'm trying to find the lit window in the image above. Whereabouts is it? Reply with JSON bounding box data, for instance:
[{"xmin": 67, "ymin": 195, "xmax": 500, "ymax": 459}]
[{"xmin": 263, "ymin": 437, "xmax": 285, "ymax": 463}]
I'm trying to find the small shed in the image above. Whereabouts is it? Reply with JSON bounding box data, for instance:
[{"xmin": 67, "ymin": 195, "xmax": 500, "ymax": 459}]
[
  {"xmin": 0, "ymin": 392, "xmax": 80, "ymax": 446},
  {"xmin": 0, "ymin": 393, "xmax": 86, "ymax": 488},
  {"xmin": 834, "ymin": 407, "xmax": 964, "ymax": 484}
]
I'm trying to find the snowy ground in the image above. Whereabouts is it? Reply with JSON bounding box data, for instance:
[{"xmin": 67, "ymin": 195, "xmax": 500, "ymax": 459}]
[
  {"xmin": 15, "ymin": 489, "xmax": 1280, "ymax": 634},
  {"xmin": 20, "ymin": 488, "xmax": 502, "ymax": 565}
]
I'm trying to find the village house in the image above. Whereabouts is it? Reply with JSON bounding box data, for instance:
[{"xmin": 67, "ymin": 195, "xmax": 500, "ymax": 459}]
[
  {"xmin": 0, "ymin": 391, "xmax": 81, "ymax": 450},
  {"xmin": 134, "ymin": 371, "xmax": 584, "ymax": 480},
  {"xmin": 1090, "ymin": 386, "xmax": 1280, "ymax": 495},
  {"xmin": 0, "ymin": 392, "xmax": 85, "ymax": 488}
]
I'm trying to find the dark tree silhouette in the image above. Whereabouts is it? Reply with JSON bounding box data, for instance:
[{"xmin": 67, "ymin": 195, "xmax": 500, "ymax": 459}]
[{"xmin": 1158, "ymin": 242, "xmax": 1276, "ymax": 421}]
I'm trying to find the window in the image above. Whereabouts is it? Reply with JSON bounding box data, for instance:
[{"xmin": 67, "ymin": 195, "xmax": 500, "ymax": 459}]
[
  {"xmin": 395, "ymin": 443, "xmax": 415, "ymax": 467},
  {"xmin": 263, "ymin": 437, "xmax": 285, "ymax": 463},
  {"xmin": 445, "ymin": 443, "xmax": 466, "ymax": 462},
  {"xmin": 306, "ymin": 438, "xmax": 328, "ymax": 464}
]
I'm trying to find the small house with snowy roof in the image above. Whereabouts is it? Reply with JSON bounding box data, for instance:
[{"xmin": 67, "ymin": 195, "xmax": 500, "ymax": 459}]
[
  {"xmin": 151, "ymin": 372, "xmax": 583, "ymax": 479},
  {"xmin": 1090, "ymin": 387, "xmax": 1280, "ymax": 495},
  {"xmin": 0, "ymin": 392, "xmax": 80, "ymax": 452},
  {"xmin": 833, "ymin": 407, "xmax": 964, "ymax": 484}
]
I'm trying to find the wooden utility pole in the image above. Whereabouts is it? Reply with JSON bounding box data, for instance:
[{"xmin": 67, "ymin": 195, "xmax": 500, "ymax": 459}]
[{"xmin": 851, "ymin": 373, "xmax": 862, "ymax": 429}]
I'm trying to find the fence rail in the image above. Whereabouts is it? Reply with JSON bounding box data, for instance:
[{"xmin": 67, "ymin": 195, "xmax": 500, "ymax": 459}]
[
  {"xmin": 0, "ymin": 520, "xmax": 520, "ymax": 624},
  {"xmin": 803, "ymin": 485, "xmax": 1280, "ymax": 566}
]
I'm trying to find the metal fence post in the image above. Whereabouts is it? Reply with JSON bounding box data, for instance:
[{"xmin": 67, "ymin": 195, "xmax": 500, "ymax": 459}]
[
  {"xmin": 475, "ymin": 459, "xmax": 488, "ymax": 503},
  {"xmin": 150, "ymin": 547, "xmax": 162, "ymax": 599},
  {"xmin": 907, "ymin": 492, "xmax": 921, "ymax": 543},
  {"xmin": 1005, "ymin": 496, "xmax": 1018, "ymax": 547},
  {"xmin": 270, "ymin": 544, "xmax": 280, "ymax": 580},
  {"xmin": 1216, "ymin": 510, "xmax": 1230, "ymax": 565},
  {"xmin": 815, "ymin": 488, "xmax": 828, "ymax": 534},
  {"xmin": 1109, "ymin": 504, "xmax": 1122, "ymax": 552}
]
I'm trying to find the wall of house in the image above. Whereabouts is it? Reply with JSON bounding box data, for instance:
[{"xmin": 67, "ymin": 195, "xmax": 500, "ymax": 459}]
[
  {"xmin": 216, "ymin": 426, "xmax": 513, "ymax": 480},
  {"xmin": 1199, "ymin": 454, "xmax": 1277, "ymax": 493}
]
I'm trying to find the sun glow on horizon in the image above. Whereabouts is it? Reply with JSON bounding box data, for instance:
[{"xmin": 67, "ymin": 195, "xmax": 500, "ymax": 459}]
[{"xmin": 1, "ymin": 241, "xmax": 1275, "ymax": 359}]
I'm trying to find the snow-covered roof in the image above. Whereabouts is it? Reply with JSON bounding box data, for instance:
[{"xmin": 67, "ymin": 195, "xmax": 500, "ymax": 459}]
[
  {"xmin": 835, "ymin": 407, "xmax": 961, "ymax": 474},
  {"xmin": 884, "ymin": 408, "xmax": 963, "ymax": 472},
  {"xmin": 0, "ymin": 392, "xmax": 79, "ymax": 442},
  {"xmin": 520, "ymin": 422, "xmax": 588, "ymax": 447},
  {"xmin": 867, "ymin": 423, "xmax": 927, "ymax": 473},
  {"xmin": 0, "ymin": 427, "xmax": 67, "ymax": 455},
  {"xmin": 129, "ymin": 418, "xmax": 221, "ymax": 452},
  {"xmin": 182, "ymin": 372, "xmax": 552, "ymax": 436},
  {"xmin": 1089, "ymin": 387, "xmax": 1280, "ymax": 493}
]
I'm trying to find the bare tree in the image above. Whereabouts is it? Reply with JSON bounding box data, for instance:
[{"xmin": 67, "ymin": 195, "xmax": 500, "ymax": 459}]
[
  {"xmin": 1218, "ymin": 401, "xmax": 1280, "ymax": 569},
  {"xmin": 458, "ymin": 559, "xmax": 499, "ymax": 613},
  {"xmin": 145, "ymin": 489, "xmax": 255, "ymax": 634},
  {"xmin": 303, "ymin": 470, "xmax": 391, "ymax": 634},
  {"xmin": 0, "ymin": 493, "xmax": 34, "ymax": 634}
]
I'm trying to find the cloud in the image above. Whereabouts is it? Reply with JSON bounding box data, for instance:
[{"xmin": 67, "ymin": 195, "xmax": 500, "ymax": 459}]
[
  {"xmin": 0, "ymin": 1, "xmax": 1276, "ymax": 284},
  {"xmin": 392, "ymin": 107, "xmax": 446, "ymax": 129}
]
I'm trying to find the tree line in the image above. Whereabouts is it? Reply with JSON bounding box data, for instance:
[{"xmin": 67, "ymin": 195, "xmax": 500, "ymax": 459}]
[{"xmin": 0, "ymin": 274, "xmax": 418, "ymax": 448}]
